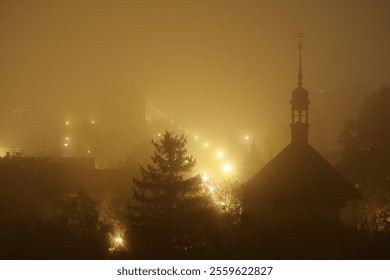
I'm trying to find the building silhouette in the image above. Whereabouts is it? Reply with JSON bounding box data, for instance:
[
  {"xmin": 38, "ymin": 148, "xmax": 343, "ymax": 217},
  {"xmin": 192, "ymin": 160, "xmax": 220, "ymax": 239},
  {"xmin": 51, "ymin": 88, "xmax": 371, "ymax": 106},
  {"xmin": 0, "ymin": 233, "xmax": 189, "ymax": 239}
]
[
  {"xmin": 243, "ymin": 34, "xmax": 361, "ymax": 221},
  {"xmin": 0, "ymin": 87, "xmax": 147, "ymax": 166}
]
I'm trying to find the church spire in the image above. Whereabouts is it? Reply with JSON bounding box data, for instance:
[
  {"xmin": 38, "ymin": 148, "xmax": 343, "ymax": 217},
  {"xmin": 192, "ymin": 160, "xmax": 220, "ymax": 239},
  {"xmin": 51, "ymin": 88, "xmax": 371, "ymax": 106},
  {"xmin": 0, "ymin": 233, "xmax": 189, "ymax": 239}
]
[
  {"xmin": 297, "ymin": 31, "xmax": 303, "ymax": 87},
  {"xmin": 290, "ymin": 31, "xmax": 310, "ymax": 145}
]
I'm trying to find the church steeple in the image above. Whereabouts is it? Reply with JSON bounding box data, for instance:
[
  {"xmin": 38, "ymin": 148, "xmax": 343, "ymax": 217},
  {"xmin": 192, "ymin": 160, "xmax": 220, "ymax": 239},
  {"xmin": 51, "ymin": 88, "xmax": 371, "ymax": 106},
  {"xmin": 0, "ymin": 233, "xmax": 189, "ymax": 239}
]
[{"xmin": 290, "ymin": 32, "xmax": 310, "ymax": 145}]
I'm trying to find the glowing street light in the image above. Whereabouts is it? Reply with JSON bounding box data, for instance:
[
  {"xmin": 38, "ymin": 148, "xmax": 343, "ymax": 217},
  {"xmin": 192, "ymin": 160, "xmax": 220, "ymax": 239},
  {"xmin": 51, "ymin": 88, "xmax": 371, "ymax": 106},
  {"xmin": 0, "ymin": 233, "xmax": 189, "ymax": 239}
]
[
  {"xmin": 114, "ymin": 236, "xmax": 123, "ymax": 247},
  {"xmin": 244, "ymin": 135, "xmax": 250, "ymax": 141},
  {"xmin": 203, "ymin": 143, "xmax": 209, "ymax": 148},
  {"xmin": 216, "ymin": 150, "xmax": 224, "ymax": 159},
  {"xmin": 222, "ymin": 163, "xmax": 233, "ymax": 173},
  {"xmin": 65, "ymin": 121, "xmax": 70, "ymax": 126},
  {"xmin": 64, "ymin": 143, "xmax": 69, "ymax": 147},
  {"xmin": 109, "ymin": 232, "xmax": 125, "ymax": 252}
]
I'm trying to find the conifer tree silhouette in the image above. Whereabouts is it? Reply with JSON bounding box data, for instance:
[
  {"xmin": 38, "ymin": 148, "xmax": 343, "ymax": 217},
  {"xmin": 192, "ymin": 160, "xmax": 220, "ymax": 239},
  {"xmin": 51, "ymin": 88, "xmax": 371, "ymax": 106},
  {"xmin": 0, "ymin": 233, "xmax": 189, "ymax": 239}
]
[{"xmin": 130, "ymin": 131, "xmax": 215, "ymax": 258}]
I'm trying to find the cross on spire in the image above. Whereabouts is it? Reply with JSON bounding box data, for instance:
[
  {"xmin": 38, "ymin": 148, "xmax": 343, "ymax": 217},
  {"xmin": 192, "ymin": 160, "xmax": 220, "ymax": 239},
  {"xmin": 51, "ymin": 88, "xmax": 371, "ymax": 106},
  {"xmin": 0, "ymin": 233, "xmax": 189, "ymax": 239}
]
[
  {"xmin": 297, "ymin": 31, "xmax": 304, "ymax": 87},
  {"xmin": 297, "ymin": 31, "xmax": 303, "ymax": 49}
]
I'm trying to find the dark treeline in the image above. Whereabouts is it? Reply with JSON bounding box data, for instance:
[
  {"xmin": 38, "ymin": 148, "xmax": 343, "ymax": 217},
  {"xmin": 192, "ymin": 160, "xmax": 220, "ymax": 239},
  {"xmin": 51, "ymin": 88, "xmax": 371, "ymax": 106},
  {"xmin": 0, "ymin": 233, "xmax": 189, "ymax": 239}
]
[
  {"xmin": 0, "ymin": 155, "xmax": 112, "ymax": 259},
  {"xmin": 1, "ymin": 152, "xmax": 388, "ymax": 259},
  {"xmin": 1, "ymin": 87, "xmax": 390, "ymax": 260}
]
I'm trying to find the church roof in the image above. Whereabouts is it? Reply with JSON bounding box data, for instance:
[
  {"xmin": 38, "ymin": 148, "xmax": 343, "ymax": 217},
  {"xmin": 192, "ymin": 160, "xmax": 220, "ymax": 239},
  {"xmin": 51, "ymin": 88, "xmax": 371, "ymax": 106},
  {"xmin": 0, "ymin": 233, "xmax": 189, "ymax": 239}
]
[
  {"xmin": 244, "ymin": 33, "xmax": 361, "ymax": 209},
  {"xmin": 244, "ymin": 142, "xmax": 362, "ymax": 207}
]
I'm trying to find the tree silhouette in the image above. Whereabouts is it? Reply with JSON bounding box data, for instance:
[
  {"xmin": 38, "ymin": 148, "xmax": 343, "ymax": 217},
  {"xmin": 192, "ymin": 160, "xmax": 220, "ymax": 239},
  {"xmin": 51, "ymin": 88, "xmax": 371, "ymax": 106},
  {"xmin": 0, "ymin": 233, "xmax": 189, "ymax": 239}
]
[
  {"xmin": 0, "ymin": 154, "xmax": 109, "ymax": 259},
  {"xmin": 339, "ymin": 86, "xmax": 390, "ymax": 188},
  {"xmin": 339, "ymin": 86, "xmax": 390, "ymax": 231},
  {"xmin": 129, "ymin": 131, "xmax": 216, "ymax": 258},
  {"xmin": 37, "ymin": 190, "xmax": 109, "ymax": 259}
]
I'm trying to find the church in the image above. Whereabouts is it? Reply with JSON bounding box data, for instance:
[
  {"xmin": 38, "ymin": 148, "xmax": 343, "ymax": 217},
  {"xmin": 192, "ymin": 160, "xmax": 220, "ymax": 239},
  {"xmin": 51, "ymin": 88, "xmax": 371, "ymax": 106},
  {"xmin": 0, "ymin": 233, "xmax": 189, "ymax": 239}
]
[{"xmin": 243, "ymin": 35, "xmax": 361, "ymax": 221}]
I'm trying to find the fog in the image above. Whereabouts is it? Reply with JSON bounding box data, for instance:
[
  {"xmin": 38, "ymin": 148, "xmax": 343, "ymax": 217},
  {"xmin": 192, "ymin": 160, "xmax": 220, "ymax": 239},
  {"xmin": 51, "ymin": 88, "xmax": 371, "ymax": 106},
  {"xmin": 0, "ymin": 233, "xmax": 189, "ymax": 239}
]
[
  {"xmin": 2, "ymin": 0, "xmax": 390, "ymax": 261},
  {"xmin": 1, "ymin": 0, "xmax": 390, "ymax": 160}
]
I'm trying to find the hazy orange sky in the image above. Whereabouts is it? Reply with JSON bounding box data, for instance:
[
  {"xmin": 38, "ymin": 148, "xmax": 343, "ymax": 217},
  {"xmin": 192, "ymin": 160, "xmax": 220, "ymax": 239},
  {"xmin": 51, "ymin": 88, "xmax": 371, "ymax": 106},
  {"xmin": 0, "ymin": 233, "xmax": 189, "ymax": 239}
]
[{"xmin": 1, "ymin": 0, "xmax": 390, "ymax": 151}]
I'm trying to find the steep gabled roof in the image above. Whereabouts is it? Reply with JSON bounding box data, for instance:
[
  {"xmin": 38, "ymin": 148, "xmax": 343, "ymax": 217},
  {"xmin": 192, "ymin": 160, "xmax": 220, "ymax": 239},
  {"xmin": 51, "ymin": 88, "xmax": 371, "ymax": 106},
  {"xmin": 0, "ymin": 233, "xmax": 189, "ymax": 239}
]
[{"xmin": 244, "ymin": 142, "xmax": 362, "ymax": 207}]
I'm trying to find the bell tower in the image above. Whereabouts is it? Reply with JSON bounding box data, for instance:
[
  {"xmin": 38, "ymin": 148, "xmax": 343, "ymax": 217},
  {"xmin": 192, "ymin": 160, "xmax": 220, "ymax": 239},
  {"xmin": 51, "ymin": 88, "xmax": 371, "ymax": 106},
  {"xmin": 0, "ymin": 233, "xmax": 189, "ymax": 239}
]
[{"xmin": 290, "ymin": 32, "xmax": 310, "ymax": 145}]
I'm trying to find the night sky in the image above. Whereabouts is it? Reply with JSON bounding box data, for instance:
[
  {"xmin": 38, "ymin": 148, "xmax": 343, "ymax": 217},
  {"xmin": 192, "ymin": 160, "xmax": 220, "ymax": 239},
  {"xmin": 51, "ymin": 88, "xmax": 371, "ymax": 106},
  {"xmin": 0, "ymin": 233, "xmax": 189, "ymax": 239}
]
[{"xmin": 1, "ymin": 0, "xmax": 390, "ymax": 152}]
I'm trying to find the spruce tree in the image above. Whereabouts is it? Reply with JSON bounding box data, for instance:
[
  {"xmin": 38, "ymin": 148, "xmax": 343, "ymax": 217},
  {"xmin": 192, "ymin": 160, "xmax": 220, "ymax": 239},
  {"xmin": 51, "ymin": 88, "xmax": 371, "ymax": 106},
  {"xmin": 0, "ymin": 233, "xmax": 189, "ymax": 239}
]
[{"xmin": 130, "ymin": 131, "xmax": 215, "ymax": 258}]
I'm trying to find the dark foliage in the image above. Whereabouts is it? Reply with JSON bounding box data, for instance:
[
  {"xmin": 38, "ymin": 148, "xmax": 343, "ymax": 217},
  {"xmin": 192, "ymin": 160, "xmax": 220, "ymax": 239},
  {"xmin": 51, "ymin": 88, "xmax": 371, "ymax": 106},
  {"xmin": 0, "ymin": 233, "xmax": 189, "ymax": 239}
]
[
  {"xmin": 339, "ymin": 86, "xmax": 390, "ymax": 188},
  {"xmin": 3, "ymin": 115, "xmax": 390, "ymax": 259},
  {"xmin": 129, "ymin": 131, "xmax": 218, "ymax": 259},
  {"xmin": 233, "ymin": 215, "xmax": 390, "ymax": 259},
  {"xmin": 339, "ymin": 86, "xmax": 390, "ymax": 231},
  {"xmin": 0, "ymin": 154, "xmax": 109, "ymax": 259}
]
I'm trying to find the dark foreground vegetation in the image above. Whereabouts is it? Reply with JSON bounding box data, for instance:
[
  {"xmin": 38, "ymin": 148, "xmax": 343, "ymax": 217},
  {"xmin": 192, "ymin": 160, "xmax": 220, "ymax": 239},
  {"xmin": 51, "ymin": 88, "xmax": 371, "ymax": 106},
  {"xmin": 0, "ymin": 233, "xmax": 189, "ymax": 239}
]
[
  {"xmin": 1, "ymin": 87, "xmax": 390, "ymax": 260},
  {"xmin": 1, "ymin": 141, "xmax": 390, "ymax": 260}
]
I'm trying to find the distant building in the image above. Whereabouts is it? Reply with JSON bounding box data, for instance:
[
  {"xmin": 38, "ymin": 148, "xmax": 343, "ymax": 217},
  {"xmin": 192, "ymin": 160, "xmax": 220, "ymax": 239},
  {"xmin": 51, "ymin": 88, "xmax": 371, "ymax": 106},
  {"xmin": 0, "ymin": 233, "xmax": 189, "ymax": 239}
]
[
  {"xmin": 0, "ymin": 155, "xmax": 133, "ymax": 203},
  {"xmin": 243, "ymin": 35, "xmax": 361, "ymax": 221},
  {"xmin": 1, "ymin": 88, "xmax": 147, "ymax": 165}
]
